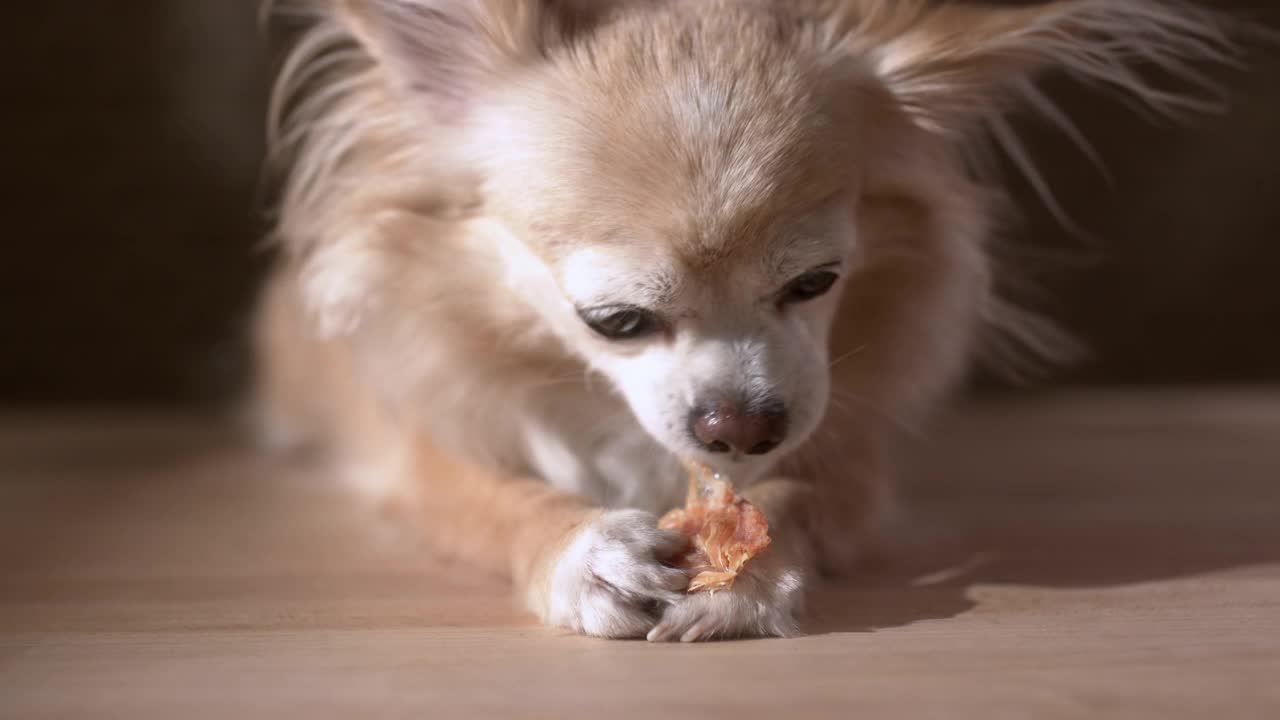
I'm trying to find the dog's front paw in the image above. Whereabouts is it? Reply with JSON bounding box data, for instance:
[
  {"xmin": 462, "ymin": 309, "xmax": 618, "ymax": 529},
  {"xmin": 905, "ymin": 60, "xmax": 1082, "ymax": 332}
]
[
  {"xmin": 646, "ymin": 553, "xmax": 806, "ymax": 643},
  {"xmin": 541, "ymin": 509, "xmax": 689, "ymax": 638}
]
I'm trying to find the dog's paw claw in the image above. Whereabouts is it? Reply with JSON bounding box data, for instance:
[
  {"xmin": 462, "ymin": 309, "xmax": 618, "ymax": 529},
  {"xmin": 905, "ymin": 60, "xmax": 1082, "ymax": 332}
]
[{"xmin": 544, "ymin": 509, "xmax": 688, "ymax": 638}]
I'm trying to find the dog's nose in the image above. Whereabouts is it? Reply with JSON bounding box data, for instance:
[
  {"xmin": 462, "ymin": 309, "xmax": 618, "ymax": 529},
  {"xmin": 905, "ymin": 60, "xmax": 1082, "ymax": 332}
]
[{"xmin": 689, "ymin": 401, "xmax": 788, "ymax": 456}]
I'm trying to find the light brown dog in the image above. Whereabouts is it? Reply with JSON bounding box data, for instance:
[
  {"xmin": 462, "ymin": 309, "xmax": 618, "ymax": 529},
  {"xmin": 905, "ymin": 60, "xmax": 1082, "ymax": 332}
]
[{"xmin": 254, "ymin": 0, "xmax": 1236, "ymax": 641}]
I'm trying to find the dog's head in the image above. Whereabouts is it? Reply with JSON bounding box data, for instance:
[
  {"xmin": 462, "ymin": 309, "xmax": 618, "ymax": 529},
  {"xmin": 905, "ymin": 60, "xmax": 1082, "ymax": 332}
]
[{"xmin": 297, "ymin": 0, "xmax": 1234, "ymax": 477}]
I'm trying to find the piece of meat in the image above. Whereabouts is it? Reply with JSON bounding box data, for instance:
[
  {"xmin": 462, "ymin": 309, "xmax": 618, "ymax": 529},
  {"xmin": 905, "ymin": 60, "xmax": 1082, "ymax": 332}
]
[{"xmin": 658, "ymin": 461, "xmax": 772, "ymax": 593}]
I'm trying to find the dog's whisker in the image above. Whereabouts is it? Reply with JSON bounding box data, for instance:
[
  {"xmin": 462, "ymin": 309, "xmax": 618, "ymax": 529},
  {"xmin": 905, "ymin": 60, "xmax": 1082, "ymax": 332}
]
[
  {"xmin": 827, "ymin": 389, "xmax": 923, "ymax": 438},
  {"xmin": 828, "ymin": 345, "xmax": 867, "ymax": 370}
]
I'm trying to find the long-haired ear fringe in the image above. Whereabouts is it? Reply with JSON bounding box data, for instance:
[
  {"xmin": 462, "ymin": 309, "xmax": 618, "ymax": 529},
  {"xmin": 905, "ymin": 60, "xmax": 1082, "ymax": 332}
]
[
  {"xmin": 847, "ymin": 0, "xmax": 1245, "ymax": 233},
  {"xmin": 861, "ymin": 0, "xmax": 1241, "ymax": 133}
]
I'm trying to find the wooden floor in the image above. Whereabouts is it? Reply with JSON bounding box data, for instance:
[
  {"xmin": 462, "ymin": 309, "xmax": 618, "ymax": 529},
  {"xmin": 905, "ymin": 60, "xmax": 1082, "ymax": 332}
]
[{"xmin": 2, "ymin": 391, "xmax": 1279, "ymax": 719}]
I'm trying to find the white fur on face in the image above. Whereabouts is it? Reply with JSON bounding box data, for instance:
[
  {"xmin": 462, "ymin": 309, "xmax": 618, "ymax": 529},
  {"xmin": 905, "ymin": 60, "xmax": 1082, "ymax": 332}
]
[{"xmin": 550, "ymin": 204, "xmax": 857, "ymax": 483}]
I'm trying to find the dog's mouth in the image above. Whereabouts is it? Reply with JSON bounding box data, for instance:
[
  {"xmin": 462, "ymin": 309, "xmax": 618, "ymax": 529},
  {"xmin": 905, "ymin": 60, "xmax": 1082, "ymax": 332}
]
[{"xmin": 683, "ymin": 440, "xmax": 792, "ymax": 483}]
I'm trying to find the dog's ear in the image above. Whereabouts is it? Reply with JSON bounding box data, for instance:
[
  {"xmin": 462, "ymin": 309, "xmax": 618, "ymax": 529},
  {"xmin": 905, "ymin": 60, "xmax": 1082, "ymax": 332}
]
[
  {"xmin": 848, "ymin": 0, "xmax": 1237, "ymax": 136},
  {"xmin": 334, "ymin": 0, "xmax": 609, "ymax": 119}
]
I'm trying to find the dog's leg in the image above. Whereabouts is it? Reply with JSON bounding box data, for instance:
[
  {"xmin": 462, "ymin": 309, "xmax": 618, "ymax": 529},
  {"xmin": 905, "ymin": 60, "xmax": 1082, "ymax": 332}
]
[{"xmin": 408, "ymin": 439, "xmax": 689, "ymax": 638}]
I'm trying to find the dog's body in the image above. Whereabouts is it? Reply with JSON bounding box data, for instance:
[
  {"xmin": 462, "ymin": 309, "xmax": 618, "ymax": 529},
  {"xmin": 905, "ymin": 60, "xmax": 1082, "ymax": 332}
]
[{"xmin": 254, "ymin": 0, "xmax": 1234, "ymax": 641}]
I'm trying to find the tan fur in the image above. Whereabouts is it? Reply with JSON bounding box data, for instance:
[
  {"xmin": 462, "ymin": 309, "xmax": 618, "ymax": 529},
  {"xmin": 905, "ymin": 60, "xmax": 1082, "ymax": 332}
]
[{"xmin": 255, "ymin": 0, "xmax": 1239, "ymax": 640}]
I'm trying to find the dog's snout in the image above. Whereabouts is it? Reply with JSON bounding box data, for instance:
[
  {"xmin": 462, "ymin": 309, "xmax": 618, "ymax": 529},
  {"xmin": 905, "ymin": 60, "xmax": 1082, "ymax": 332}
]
[{"xmin": 688, "ymin": 399, "xmax": 788, "ymax": 456}]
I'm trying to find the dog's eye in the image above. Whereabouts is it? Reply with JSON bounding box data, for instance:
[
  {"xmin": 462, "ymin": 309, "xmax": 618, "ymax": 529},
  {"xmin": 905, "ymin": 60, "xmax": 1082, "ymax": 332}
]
[
  {"xmin": 780, "ymin": 270, "xmax": 839, "ymax": 305},
  {"xmin": 580, "ymin": 306, "xmax": 664, "ymax": 341}
]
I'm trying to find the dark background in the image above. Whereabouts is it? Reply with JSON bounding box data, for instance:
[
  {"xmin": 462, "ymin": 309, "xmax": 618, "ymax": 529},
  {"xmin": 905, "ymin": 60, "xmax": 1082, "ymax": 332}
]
[{"xmin": 3, "ymin": 1, "xmax": 1278, "ymax": 408}]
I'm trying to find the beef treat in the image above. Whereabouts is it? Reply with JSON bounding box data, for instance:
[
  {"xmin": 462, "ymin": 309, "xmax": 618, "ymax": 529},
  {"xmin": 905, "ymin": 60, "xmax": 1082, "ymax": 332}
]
[{"xmin": 658, "ymin": 462, "xmax": 772, "ymax": 593}]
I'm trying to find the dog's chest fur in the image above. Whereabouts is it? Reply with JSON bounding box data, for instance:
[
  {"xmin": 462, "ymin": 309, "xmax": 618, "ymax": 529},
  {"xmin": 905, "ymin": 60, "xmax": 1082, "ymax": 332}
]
[{"xmin": 516, "ymin": 389, "xmax": 687, "ymax": 514}]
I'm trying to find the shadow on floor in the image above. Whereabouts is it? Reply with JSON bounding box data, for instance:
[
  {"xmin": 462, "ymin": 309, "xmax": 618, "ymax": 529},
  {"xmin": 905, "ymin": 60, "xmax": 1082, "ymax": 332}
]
[{"xmin": 806, "ymin": 445, "xmax": 1280, "ymax": 635}]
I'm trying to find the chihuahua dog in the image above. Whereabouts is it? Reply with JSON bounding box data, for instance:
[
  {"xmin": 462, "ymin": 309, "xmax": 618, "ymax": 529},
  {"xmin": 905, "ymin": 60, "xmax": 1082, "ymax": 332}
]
[{"xmin": 254, "ymin": 0, "xmax": 1235, "ymax": 641}]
